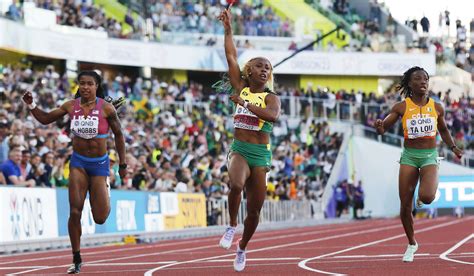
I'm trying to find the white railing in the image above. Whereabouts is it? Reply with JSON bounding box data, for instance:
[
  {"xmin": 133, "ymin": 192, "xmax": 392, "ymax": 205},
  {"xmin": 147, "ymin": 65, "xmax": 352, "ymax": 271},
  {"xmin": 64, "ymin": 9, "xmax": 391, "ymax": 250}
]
[{"xmin": 206, "ymin": 197, "xmax": 315, "ymax": 226}]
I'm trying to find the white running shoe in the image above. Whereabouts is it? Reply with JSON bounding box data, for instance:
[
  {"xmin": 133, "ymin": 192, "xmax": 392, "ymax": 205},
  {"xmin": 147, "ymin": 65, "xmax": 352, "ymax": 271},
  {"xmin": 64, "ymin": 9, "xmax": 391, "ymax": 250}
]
[
  {"xmin": 415, "ymin": 197, "xmax": 423, "ymax": 209},
  {"xmin": 219, "ymin": 226, "xmax": 236, "ymax": 250},
  {"xmin": 402, "ymin": 243, "xmax": 418, "ymax": 262},
  {"xmin": 234, "ymin": 239, "xmax": 246, "ymax": 272}
]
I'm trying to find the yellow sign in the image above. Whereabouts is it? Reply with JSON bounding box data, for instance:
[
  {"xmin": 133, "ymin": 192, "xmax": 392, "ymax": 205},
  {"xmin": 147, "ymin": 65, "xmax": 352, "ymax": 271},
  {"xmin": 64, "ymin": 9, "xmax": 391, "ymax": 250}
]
[{"xmin": 164, "ymin": 193, "xmax": 207, "ymax": 230}]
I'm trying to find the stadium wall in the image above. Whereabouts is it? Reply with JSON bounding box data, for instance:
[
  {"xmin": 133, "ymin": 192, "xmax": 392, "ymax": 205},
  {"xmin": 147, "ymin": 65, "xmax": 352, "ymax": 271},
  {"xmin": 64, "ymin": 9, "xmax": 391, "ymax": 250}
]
[{"xmin": 0, "ymin": 187, "xmax": 206, "ymax": 243}]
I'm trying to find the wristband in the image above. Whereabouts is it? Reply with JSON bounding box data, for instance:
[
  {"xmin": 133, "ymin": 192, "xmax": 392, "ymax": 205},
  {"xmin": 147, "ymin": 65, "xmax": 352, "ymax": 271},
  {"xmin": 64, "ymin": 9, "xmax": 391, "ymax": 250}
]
[
  {"xmin": 28, "ymin": 102, "xmax": 37, "ymax": 110},
  {"xmin": 119, "ymin": 163, "xmax": 127, "ymax": 170},
  {"xmin": 243, "ymin": 102, "xmax": 249, "ymax": 109}
]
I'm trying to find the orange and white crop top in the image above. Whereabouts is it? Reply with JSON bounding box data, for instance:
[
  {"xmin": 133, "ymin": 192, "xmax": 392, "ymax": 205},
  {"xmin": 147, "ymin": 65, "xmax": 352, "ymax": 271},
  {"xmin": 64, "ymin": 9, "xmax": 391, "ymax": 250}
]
[{"xmin": 402, "ymin": 97, "xmax": 438, "ymax": 139}]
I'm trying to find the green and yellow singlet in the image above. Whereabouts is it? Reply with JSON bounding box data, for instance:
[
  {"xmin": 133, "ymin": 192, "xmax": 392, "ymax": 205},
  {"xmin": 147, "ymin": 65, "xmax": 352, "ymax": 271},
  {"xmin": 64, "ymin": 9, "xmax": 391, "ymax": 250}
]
[{"xmin": 233, "ymin": 87, "xmax": 273, "ymax": 133}]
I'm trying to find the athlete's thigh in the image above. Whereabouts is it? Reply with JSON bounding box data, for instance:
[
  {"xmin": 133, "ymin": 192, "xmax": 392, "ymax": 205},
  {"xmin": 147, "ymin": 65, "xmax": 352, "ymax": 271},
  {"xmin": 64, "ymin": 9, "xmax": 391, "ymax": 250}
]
[
  {"xmin": 89, "ymin": 176, "xmax": 110, "ymax": 216},
  {"xmin": 419, "ymin": 164, "xmax": 438, "ymax": 197},
  {"xmin": 398, "ymin": 164, "xmax": 419, "ymax": 203},
  {"xmin": 69, "ymin": 168, "xmax": 90, "ymax": 211},
  {"xmin": 228, "ymin": 152, "xmax": 251, "ymax": 189}
]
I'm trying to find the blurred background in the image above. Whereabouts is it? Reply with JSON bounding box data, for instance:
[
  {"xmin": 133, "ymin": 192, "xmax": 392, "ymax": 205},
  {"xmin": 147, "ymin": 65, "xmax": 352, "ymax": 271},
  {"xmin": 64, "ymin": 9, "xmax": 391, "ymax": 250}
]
[{"xmin": 0, "ymin": 0, "xmax": 472, "ymax": 250}]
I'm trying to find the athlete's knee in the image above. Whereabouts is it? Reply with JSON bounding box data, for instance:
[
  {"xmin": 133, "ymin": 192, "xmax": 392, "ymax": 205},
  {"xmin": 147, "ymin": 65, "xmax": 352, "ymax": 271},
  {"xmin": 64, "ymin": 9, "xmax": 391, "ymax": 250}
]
[
  {"xmin": 419, "ymin": 194, "xmax": 435, "ymax": 204},
  {"xmin": 92, "ymin": 209, "xmax": 110, "ymax": 225},
  {"xmin": 247, "ymin": 209, "xmax": 260, "ymax": 219},
  {"xmin": 69, "ymin": 208, "xmax": 82, "ymax": 221},
  {"xmin": 229, "ymin": 182, "xmax": 244, "ymax": 193},
  {"xmin": 93, "ymin": 214, "xmax": 108, "ymax": 225}
]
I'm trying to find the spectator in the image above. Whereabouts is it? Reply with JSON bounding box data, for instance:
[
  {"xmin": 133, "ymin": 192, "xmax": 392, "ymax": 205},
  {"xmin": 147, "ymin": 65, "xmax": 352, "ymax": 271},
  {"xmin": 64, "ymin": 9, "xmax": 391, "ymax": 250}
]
[
  {"xmin": 7, "ymin": 0, "xmax": 21, "ymax": 21},
  {"xmin": 352, "ymin": 180, "xmax": 365, "ymax": 219},
  {"xmin": 420, "ymin": 15, "xmax": 430, "ymax": 33},
  {"xmin": 0, "ymin": 147, "xmax": 36, "ymax": 186},
  {"xmin": 0, "ymin": 119, "xmax": 10, "ymax": 164}
]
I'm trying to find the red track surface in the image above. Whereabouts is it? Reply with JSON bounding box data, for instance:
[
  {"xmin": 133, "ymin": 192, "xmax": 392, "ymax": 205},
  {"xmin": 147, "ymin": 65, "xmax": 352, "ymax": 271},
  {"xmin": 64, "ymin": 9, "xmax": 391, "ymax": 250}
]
[{"xmin": 1, "ymin": 216, "xmax": 473, "ymax": 275}]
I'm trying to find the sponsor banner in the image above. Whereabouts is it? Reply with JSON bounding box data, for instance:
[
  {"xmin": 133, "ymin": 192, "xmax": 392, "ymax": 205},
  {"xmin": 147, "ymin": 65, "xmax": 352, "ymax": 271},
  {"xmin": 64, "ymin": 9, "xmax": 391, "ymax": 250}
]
[
  {"xmin": 145, "ymin": 214, "xmax": 164, "ymax": 232},
  {"xmin": 425, "ymin": 175, "xmax": 474, "ymax": 208},
  {"xmin": 0, "ymin": 187, "xmax": 58, "ymax": 242},
  {"xmin": 160, "ymin": 192, "xmax": 179, "ymax": 216},
  {"xmin": 238, "ymin": 50, "xmax": 436, "ymax": 76},
  {"xmin": 164, "ymin": 193, "xmax": 207, "ymax": 230},
  {"xmin": 414, "ymin": 175, "xmax": 474, "ymax": 209},
  {"xmin": 56, "ymin": 189, "xmax": 155, "ymax": 236},
  {"xmin": 0, "ymin": 18, "xmax": 435, "ymax": 76}
]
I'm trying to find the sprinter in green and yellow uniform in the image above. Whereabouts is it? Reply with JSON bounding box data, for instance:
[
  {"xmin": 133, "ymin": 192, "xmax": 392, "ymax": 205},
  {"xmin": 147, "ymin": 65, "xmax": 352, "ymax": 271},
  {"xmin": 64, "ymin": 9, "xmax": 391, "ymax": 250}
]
[
  {"xmin": 374, "ymin": 66, "xmax": 463, "ymax": 263},
  {"xmin": 217, "ymin": 8, "xmax": 281, "ymax": 272}
]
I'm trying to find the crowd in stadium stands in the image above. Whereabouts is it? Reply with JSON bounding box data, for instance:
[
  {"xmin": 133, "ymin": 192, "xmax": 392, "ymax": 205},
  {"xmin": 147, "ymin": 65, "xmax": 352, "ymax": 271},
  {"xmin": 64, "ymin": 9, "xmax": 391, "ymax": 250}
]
[
  {"xmin": 5, "ymin": 0, "xmax": 140, "ymax": 39},
  {"xmin": 3, "ymin": 0, "xmax": 293, "ymax": 40},
  {"xmin": 453, "ymin": 19, "xmax": 474, "ymax": 75},
  {"xmin": 145, "ymin": 0, "xmax": 293, "ymax": 37},
  {"xmin": 0, "ymin": 64, "xmax": 344, "ymax": 203},
  {"xmin": 1, "ymin": 64, "xmax": 472, "ymax": 193}
]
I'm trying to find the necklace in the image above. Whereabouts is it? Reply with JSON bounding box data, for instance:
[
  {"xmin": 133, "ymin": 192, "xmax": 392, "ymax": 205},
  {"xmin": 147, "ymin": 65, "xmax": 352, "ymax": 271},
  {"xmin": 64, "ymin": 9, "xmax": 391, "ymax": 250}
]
[{"xmin": 80, "ymin": 98, "xmax": 96, "ymax": 106}]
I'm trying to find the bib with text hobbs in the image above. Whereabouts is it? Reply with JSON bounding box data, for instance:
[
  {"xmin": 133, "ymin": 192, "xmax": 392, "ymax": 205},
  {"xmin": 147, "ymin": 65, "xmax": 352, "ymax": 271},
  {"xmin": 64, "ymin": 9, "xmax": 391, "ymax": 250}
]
[
  {"xmin": 233, "ymin": 87, "xmax": 273, "ymax": 133},
  {"xmin": 69, "ymin": 98, "xmax": 109, "ymax": 139},
  {"xmin": 402, "ymin": 97, "xmax": 438, "ymax": 139}
]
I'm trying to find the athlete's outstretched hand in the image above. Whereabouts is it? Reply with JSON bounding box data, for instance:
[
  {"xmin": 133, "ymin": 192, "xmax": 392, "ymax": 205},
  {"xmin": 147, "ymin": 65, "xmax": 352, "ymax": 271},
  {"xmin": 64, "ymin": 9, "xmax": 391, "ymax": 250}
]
[
  {"xmin": 218, "ymin": 9, "xmax": 232, "ymax": 30},
  {"xmin": 22, "ymin": 91, "xmax": 33, "ymax": 105},
  {"xmin": 452, "ymin": 146, "xmax": 464, "ymax": 159},
  {"xmin": 374, "ymin": 119, "xmax": 384, "ymax": 134}
]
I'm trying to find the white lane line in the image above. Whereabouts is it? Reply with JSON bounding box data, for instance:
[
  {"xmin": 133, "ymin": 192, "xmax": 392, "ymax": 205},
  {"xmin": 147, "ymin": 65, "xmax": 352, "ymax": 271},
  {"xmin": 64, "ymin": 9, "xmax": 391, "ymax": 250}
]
[
  {"xmin": 9, "ymin": 221, "xmax": 380, "ymax": 275},
  {"xmin": 439, "ymin": 233, "xmax": 474, "ymax": 265},
  {"xmin": 202, "ymin": 257, "xmax": 302, "ymax": 262},
  {"xmin": 298, "ymin": 217, "xmax": 473, "ymax": 275},
  {"xmin": 143, "ymin": 219, "xmax": 431, "ymax": 275},
  {"xmin": 0, "ymin": 266, "xmax": 48, "ymax": 270},
  {"xmin": 86, "ymin": 261, "xmax": 177, "ymax": 266},
  {"xmin": 333, "ymin": 253, "xmax": 431, "ymax": 258}
]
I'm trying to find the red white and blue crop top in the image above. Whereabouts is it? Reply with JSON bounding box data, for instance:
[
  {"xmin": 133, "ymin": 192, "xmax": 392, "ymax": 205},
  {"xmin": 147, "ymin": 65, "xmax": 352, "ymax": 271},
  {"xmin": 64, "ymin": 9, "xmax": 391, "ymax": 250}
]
[{"xmin": 69, "ymin": 98, "xmax": 109, "ymax": 139}]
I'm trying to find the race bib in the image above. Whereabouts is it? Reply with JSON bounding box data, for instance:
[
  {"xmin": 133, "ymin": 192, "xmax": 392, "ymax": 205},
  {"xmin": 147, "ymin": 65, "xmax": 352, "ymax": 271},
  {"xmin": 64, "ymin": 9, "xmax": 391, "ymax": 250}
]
[
  {"xmin": 71, "ymin": 115, "xmax": 99, "ymax": 139},
  {"xmin": 406, "ymin": 115, "xmax": 436, "ymax": 139},
  {"xmin": 234, "ymin": 105, "xmax": 260, "ymax": 131}
]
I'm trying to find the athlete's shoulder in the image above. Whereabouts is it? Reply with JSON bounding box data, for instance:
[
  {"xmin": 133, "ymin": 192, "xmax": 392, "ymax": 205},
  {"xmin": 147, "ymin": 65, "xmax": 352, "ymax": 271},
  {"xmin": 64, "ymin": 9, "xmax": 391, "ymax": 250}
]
[
  {"xmin": 391, "ymin": 101, "xmax": 406, "ymax": 115},
  {"xmin": 102, "ymin": 100, "xmax": 115, "ymax": 113},
  {"xmin": 433, "ymin": 101, "xmax": 445, "ymax": 113},
  {"xmin": 61, "ymin": 99, "xmax": 76, "ymax": 111}
]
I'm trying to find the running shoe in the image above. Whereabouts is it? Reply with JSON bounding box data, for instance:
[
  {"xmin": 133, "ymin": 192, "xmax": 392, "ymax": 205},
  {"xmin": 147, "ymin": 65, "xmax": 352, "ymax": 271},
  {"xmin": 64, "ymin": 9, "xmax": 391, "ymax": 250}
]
[
  {"xmin": 415, "ymin": 197, "xmax": 423, "ymax": 209},
  {"xmin": 67, "ymin": 262, "xmax": 82, "ymax": 274},
  {"xmin": 234, "ymin": 239, "xmax": 246, "ymax": 272},
  {"xmin": 219, "ymin": 226, "xmax": 236, "ymax": 250},
  {"xmin": 402, "ymin": 243, "xmax": 418, "ymax": 262}
]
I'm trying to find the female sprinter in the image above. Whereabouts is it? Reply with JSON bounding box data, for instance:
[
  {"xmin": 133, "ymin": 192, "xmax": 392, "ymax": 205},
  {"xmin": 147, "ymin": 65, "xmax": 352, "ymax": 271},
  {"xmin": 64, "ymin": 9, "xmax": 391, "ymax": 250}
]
[
  {"xmin": 217, "ymin": 8, "xmax": 281, "ymax": 272},
  {"xmin": 22, "ymin": 71, "xmax": 127, "ymax": 274},
  {"xmin": 374, "ymin": 66, "xmax": 463, "ymax": 262}
]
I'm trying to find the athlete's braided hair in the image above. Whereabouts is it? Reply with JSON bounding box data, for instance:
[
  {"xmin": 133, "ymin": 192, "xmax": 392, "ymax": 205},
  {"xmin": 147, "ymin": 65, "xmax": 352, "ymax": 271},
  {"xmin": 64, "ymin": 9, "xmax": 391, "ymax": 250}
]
[{"xmin": 397, "ymin": 66, "xmax": 429, "ymax": 98}]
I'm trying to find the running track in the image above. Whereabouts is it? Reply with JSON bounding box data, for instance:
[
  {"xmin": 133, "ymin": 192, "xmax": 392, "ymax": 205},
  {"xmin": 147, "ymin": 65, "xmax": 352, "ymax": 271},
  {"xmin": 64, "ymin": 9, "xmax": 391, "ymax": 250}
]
[{"xmin": 1, "ymin": 216, "xmax": 472, "ymax": 275}]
